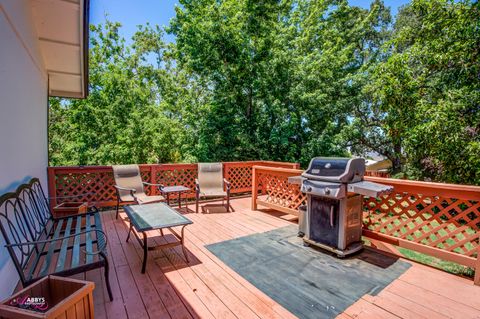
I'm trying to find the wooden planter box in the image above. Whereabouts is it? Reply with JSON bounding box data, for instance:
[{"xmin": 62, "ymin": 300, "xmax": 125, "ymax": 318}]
[
  {"xmin": 52, "ymin": 202, "xmax": 88, "ymax": 219},
  {"xmin": 0, "ymin": 276, "xmax": 95, "ymax": 319}
]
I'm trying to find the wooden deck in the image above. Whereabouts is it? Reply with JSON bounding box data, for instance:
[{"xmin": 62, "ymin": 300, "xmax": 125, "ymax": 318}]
[{"xmin": 77, "ymin": 197, "xmax": 480, "ymax": 319}]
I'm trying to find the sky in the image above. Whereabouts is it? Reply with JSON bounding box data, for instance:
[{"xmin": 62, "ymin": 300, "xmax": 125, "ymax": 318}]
[{"xmin": 90, "ymin": 0, "xmax": 411, "ymax": 44}]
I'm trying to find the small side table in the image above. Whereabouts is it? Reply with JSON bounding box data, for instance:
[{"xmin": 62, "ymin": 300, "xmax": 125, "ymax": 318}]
[{"xmin": 160, "ymin": 186, "xmax": 191, "ymax": 211}]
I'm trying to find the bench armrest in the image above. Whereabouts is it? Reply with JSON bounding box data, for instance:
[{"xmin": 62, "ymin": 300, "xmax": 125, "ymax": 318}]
[
  {"xmin": 5, "ymin": 229, "xmax": 108, "ymax": 256},
  {"xmin": 49, "ymin": 193, "xmax": 95, "ymax": 201}
]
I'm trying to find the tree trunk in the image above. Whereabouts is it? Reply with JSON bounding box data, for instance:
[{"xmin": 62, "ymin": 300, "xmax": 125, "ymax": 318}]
[{"xmin": 391, "ymin": 141, "xmax": 402, "ymax": 173}]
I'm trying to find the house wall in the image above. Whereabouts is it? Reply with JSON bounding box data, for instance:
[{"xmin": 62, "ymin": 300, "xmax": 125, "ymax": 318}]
[{"xmin": 0, "ymin": 1, "xmax": 49, "ymax": 299}]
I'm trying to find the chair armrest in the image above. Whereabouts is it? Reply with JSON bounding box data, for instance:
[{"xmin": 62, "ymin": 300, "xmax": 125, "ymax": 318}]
[
  {"xmin": 224, "ymin": 178, "xmax": 231, "ymax": 191},
  {"xmin": 114, "ymin": 185, "xmax": 136, "ymax": 193},
  {"xmin": 5, "ymin": 229, "xmax": 108, "ymax": 255},
  {"xmin": 114, "ymin": 185, "xmax": 137, "ymax": 201},
  {"xmin": 143, "ymin": 182, "xmax": 164, "ymax": 191}
]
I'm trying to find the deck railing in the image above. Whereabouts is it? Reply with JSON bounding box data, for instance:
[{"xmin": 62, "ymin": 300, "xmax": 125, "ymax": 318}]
[
  {"xmin": 47, "ymin": 161, "xmax": 300, "ymax": 209},
  {"xmin": 48, "ymin": 162, "xmax": 478, "ymax": 284},
  {"xmin": 251, "ymin": 165, "xmax": 480, "ymax": 285}
]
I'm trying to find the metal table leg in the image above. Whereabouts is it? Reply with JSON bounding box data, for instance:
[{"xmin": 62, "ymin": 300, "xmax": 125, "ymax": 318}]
[
  {"xmin": 142, "ymin": 231, "xmax": 148, "ymax": 274},
  {"xmin": 126, "ymin": 224, "xmax": 133, "ymax": 242},
  {"xmin": 181, "ymin": 225, "xmax": 189, "ymax": 263}
]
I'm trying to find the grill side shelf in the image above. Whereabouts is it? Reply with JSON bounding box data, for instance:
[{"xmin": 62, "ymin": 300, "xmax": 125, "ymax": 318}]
[{"xmin": 347, "ymin": 181, "xmax": 393, "ymax": 197}]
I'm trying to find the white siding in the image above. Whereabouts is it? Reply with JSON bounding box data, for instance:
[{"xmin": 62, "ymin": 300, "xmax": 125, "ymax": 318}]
[{"xmin": 0, "ymin": 0, "xmax": 48, "ymax": 299}]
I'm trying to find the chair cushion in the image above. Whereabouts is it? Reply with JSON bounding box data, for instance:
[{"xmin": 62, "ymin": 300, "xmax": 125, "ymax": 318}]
[
  {"xmin": 112, "ymin": 164, "xmax": 141, "ymax": 178},
  {"xmin": 120, "ymin": 193, "xmax": 165, "ymax": 204},
  {"xmin": 198, "ymin": 163, "xmax": 224, "ymax": 192},
  {"xmin": 112, "ymin": 165, "xmax": 144, "ymax": 200},
  {"xmin": 136, "ymin": 194, "xmax": 165, "ymax": 204},
  {"xmin": 200, "ymin": 189, "xmax": 227, "ymax": 197}
]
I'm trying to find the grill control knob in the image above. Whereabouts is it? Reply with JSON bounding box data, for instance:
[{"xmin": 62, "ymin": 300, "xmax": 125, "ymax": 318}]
[
  {"xmin": 307, "ymin": 186, "xmax": 313, "ymax": 192},
  {"xmin": 324, "ymin": 187, "xmax": 331, "ymax": 195}
]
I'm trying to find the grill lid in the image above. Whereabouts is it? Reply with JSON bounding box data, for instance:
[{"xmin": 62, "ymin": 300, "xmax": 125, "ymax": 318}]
[{"xmin": 302, "ymin": 157, "xmax": 365, "ymax": 183}]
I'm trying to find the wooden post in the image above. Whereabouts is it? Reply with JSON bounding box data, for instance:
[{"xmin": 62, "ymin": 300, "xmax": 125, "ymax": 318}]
[
  {"xmin": 150, "ymin": 165, "xmax": 156, "ymax": 195},
  {"xmin": 47, "ymin": 167, "xmax": 57, "ymax": 210},
  {"xmin": 251, "ymin": 166, "xmax": 258, "ymax": 211},
  {"xmin": 475, "ymin": 251, "xmax": 480, "ymax": 286}
]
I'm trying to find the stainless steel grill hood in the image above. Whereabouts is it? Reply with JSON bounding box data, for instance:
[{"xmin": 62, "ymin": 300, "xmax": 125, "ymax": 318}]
[{"xmin": 302, "ymin": 157, "xmax": 365, "ymax": 183}]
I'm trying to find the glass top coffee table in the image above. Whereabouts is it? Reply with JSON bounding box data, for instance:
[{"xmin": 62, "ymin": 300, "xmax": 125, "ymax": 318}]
[{"xmin": 123, "ymin": 202, "xmax": 193, "ymax": 273}]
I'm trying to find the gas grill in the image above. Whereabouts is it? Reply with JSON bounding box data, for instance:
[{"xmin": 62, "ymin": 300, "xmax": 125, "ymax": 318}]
[{"xmin": 292, "ymin": 157, "xmax": 393, "ymax": 257}]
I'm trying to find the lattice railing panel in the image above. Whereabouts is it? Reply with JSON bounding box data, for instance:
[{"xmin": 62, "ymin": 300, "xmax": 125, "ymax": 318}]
[
  {"xmin": 54, "ymin": 171, "xmax": 117, "ymax": 205},
  {"xmin": 49, "ymin": 162, "xmax": 299, "ymax": 207},
  {"xmin": 225, "ymin": 164, "xmax": 253, "ymax": 193},
  {"xmin": 257, "ymin": 171, "xmax": 306, "ymax": 211},
  {"xmin": 141, "ymin": 170, "xmax": 153, "ymax": 195},
  {"xmin": 364, "ymin": 193, "xmax": 480, "ymax": 258},
  {"xmin": 154, "ymin": 165, "xmax": 198, "ymax": 198},
  {"xmin": 53, "ymin": 168, "xmax": 153, "ymax": 205}
]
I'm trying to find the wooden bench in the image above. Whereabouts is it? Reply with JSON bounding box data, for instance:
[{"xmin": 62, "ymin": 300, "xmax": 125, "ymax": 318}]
[{"xmin": 0, "ymin": 178, "xmax": 113, "ymax": 301}]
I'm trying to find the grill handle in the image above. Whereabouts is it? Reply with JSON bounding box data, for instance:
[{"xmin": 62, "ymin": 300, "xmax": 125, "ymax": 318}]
[{"xmin": 329, "ymin": 205, "xmax": 334, "ymax": 228}]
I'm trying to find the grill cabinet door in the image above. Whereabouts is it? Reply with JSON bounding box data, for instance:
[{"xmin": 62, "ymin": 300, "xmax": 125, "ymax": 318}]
[{"xmin": 309, "ymin": 197, "xmax": 339, "ymax": 247}]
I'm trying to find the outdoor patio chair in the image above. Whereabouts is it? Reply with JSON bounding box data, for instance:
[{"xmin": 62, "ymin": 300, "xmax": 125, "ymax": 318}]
[
  {"xmin": 195, "ymin": 163, "xmax": 231, "ymax": 213},
  {"xmin": 113, "ymin": 164, "xmax": 165, "ymax": 219}
]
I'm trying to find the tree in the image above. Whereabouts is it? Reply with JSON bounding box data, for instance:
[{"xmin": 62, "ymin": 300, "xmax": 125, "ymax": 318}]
[
  {"xmin": 365, "ymin": 0, "xmax": 480, "ymax": 184},
  {"xmin": 289, "ymin": 0, "xmax": 392, "ymax": 165},
  {"xmin": 49, "ymin": 22, "xmax": 186, "ymax": 165},
  {"xmin": 170, "ymin": 0, "xmax": 295, "ymax": 161},
  {"xmin": 170, "ymin": 0, "xmax": 392, "ymax": 166}
]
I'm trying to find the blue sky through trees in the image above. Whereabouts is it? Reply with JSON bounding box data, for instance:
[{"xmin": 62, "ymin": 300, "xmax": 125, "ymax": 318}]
[{"xmin": 90, "ymin": 0, "xmax": 410, "ymax": 45}]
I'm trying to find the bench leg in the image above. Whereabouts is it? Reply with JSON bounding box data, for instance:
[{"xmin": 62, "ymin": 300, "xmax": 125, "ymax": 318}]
[{"xmin": 100, "ymin": 252, "xmax": 113, "ymax": 301}]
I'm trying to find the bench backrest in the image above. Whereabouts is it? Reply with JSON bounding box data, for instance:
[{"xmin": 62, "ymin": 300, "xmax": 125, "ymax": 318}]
[{"xmin": 0, "ymin": 178, "xmax": 52, "ymax": 281}]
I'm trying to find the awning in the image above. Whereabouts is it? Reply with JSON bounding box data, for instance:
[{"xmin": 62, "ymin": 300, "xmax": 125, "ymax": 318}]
[{"xmin": 31, "ymin": 0, "xmax": 89, "ymax": 98}]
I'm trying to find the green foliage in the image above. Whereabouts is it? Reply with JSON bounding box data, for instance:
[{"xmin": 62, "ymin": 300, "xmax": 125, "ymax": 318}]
[
  {"xmin": 49, "ymin": 0, "xmax": 480, "ymax": 185},
  {"xmin": 169, "ymin": 0, "xmax": 390, "ymax": 165},
  {"xmin": 368, "ymin": 0, "xmax": 480, "ymax": 184},
  {"xmin": 49, "ymin": 22, "xmax": 187, "ymax": 165}
]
